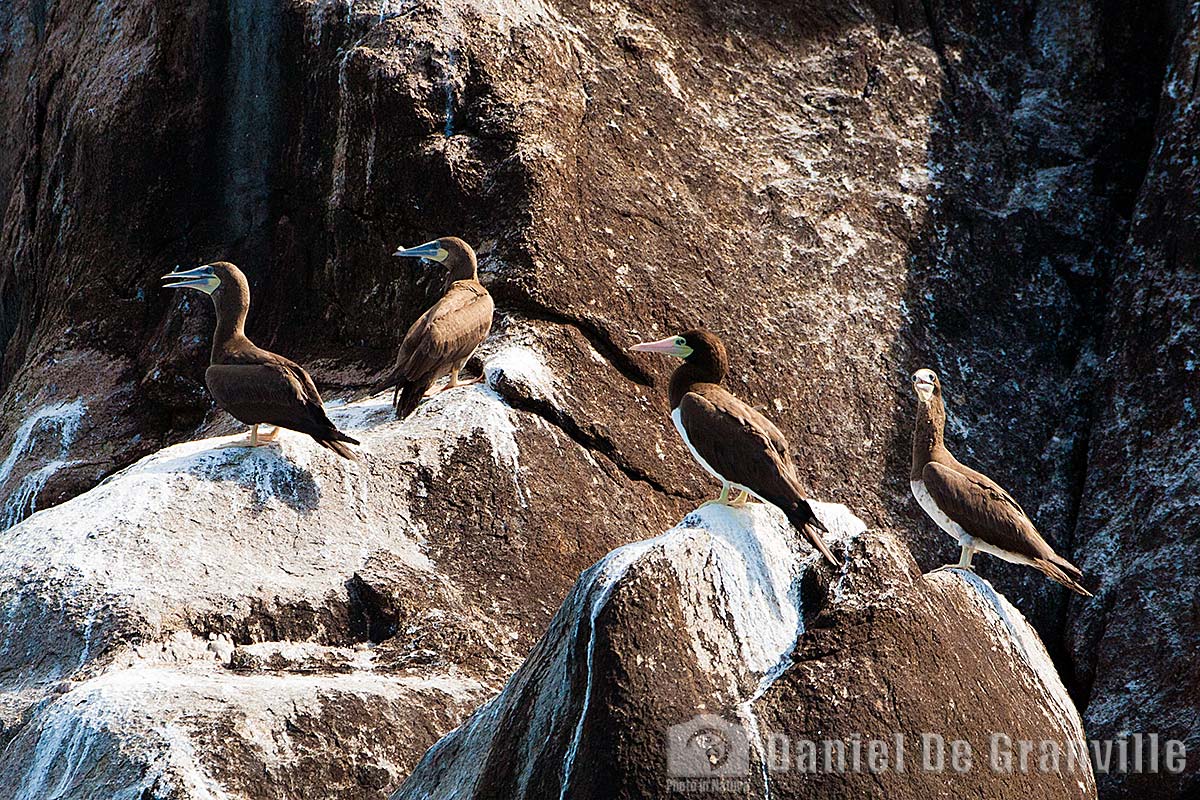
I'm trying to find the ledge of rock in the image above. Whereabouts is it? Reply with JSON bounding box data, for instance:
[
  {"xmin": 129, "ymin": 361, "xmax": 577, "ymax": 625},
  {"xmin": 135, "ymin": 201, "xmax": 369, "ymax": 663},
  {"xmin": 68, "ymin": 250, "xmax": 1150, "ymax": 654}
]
[
  {"xmin": 0, "ymin": 335, "xmax": 682, "ymax": 797},
  {"xmin": 0, "ymin": 350, "xmax": 1096, "ymax": 799}
]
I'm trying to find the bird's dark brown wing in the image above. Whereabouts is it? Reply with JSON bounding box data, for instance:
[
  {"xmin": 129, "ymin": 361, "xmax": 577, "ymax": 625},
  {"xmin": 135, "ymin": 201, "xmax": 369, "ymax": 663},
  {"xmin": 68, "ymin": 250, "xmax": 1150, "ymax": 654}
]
[
  {"xmin": 678, "ymin": 387, "xmax": 836, "ymax": 564},
  {"xmin": 677, "ymin": 387, "xmax": 801, "ymax": 503},
  {"xmin": 395, "ymin": 282, "xmax": 494, "ymax": 383},
  {"xmin": 206, "ymin": 362, "xmax": 355, "ymax": 446},
  {"xmin": 921, "ymin": 461, "xmax": 1056, "ymax": 562}
]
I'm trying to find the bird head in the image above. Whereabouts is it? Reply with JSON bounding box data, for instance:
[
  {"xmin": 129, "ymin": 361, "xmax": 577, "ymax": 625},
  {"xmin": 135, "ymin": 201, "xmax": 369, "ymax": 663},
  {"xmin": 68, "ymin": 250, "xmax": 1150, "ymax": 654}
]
[
  {"xmin": 161, "ymin": 262, "xmax": 247, "ymax": 299},
  {"xmin": 393, "ymin": 236, "xmax": 478, "ymax": 282},
  {"xmin": 629, "ymin": 329, "xmax": 729, "ymax": 379},
  {"xmin": 911, "ymin": 368, "xmax": 941, "ymax": 402}
]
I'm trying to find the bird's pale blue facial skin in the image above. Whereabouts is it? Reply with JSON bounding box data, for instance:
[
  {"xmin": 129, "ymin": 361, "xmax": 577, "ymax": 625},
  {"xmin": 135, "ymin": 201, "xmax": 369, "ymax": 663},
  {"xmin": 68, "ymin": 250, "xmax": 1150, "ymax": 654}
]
[
  {"xmin": 912, "ymin": 368, "xmax": 938, "ymax": 401},
  {"xmin": 162, "ymin": 265, "xmax": 220, "ymax": 295},
  {"xmin": 393, "ymin": 240, "xmax": 449, "ymax": 263},
  {"xmin": 629, "ymin": 335, "xmax": 693, "ymax": 358}
]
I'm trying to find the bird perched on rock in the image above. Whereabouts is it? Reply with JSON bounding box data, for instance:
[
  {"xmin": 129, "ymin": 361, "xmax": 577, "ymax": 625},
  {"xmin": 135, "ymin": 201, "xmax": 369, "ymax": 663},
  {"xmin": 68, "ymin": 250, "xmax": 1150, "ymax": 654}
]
[
  {"xmin": 909, "ymin": 368, "xmax": 1090, "ymax": 595},
  {"xmin": 630, "ymin": 329, "xmax": 838, "ymax": 566},
  {"xmin": 162, "ymin": 262, "xmax": 359, "ymax": 459},
  {"xmin": 373, "ymin": 236, "xmax": 494, "ymax": 419}
]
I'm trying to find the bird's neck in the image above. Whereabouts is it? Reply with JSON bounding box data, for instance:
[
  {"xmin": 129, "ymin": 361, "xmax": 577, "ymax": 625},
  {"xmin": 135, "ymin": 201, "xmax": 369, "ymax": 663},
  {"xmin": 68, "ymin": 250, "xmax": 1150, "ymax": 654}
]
[
  {"xmin": 669, "ymin": 362, "xmax": 723, "ymax": 408},
  {"xmin": 447, "ymin": 261, "xmax": 478, "ymax": 284},
  {"xmin": 210, "ymin": 291, "xmax": 250, "ymax": 363},
  {"xmin": 911, "ymin": 395, "xmax": 949, "ymax": 480}
]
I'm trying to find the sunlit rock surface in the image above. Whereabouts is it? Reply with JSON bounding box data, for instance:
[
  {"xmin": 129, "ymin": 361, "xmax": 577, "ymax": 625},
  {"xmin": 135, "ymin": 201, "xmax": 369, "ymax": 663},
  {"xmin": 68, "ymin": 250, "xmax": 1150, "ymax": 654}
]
[{"xmin": 0, "ymin": 342, "xmax": 676, "ymax": 797}]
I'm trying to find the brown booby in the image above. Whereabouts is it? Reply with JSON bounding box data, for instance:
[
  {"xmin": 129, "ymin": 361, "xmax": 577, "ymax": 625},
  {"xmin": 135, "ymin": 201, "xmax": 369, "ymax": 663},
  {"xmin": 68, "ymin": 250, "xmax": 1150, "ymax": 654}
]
[
  {"xmin": 910, "ymin": 368, "xmax": 1090, "ymax": 595},
  {"xmin": 630, "ymin": 330, "xmax": 838, "ymax": 566},
  {"xmin": 161, "ymin": 262, "xmax": 360, "ymax": 459},
  {"xmin": 372, "ymin": 237, "xmax": 494, "ymax": 419}
]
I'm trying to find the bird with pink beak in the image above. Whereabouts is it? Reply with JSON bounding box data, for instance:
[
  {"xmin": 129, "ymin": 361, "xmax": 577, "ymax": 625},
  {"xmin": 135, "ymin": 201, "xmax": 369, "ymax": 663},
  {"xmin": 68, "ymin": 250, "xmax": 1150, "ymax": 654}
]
[{"xmin": 630, "ymin": 329, "xmax": 838, "ymax": 566}]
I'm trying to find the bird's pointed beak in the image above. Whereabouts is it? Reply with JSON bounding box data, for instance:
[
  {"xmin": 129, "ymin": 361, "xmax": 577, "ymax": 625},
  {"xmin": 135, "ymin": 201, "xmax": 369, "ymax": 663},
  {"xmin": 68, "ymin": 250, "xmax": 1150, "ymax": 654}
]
[
  {"xmin": 629, "ymin": 336, "xmax": 690, "ymax": 358},
  {"xmin": 161, "ymin": 265, "xmax": 219, "ymax": 294},
  {"xmin": 393, "ymin": 240, "xmax": 449, "ymax": 262},
  {"xmin": 912, "ymin": 375, "xmax": 936, "ymax": 400}
]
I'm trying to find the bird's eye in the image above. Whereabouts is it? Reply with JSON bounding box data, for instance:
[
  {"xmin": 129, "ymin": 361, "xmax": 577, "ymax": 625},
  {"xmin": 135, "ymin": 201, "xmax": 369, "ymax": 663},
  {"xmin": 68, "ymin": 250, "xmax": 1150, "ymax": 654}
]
[{"xmin": 676, "ymin": 337, "xmax": 686, "ymax": 346}]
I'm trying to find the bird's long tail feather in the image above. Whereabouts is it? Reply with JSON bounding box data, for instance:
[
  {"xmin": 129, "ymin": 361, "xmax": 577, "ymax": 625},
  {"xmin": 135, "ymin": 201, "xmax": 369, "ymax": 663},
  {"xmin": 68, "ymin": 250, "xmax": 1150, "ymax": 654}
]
[
  {"xmin": 785, "ymin": 503, "xmax": 840, "ymax": 567},
  {"xmin": 1034, "ymin": 558, "xmax": 1092, "ymax": 597},
  {"xmin": 394, "ymin": 379, "xmax": 429, "ymax": 419},
  {"xmin": 370, "ymin": 360, "xmax": 406, "ymax": 394},
  {"xmin": 319, "ymin": 437, "xmax": 359, "ymax": 461}
]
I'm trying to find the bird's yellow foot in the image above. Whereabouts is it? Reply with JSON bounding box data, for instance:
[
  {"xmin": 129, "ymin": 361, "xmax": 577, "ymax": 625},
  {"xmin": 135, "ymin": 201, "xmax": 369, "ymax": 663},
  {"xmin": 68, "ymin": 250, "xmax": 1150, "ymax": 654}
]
[
  {"xmin": 446, "ymin": 372, "xmax": 485, "ymax": 390},
  {"xmin": 257, "ymin": 425, "xmax": 280, "ymax": 443},
  {"xmin": 728, "ymin": 490, "xmax": 751, "ymax": 508},
  {"xmin": 236, "ymin": 424, "xmax": 266, "ymax": 448},
  {"xmin": 700, "ymin": 485, "xmax": 733, "ymax": 507},
  {"xmin": 930, "ymin": 564, "xmax": 974, "ymax": 574}
]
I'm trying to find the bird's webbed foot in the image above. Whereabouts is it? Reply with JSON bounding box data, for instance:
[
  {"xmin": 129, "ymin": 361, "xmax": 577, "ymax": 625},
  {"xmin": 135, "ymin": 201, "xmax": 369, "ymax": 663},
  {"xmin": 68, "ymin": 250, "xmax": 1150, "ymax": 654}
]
[
  {"xmin": 235, "ymin": 424, "xmax": 264, "ymax": 448},
  {"xmin": 446, "ymin": 370, "xmax": 485, "ymax": 390},
  {"xmin": 700, "ymin": 484, "xmax": 733, "ymax": 508},
  {"xmin": 930, "ymin": 545, "xmax": 976, "ymax": 575}
]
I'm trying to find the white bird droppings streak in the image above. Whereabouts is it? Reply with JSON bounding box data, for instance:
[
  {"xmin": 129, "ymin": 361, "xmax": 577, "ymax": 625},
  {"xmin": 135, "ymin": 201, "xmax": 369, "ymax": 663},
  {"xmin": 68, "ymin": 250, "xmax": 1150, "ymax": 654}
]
[
  {"xmin": 557, "ymin": 537, "xmax": 660, "ymax": 799},
  {"xmin": 0, "ymin": 398, "xmax": 86, "ymax": 530},
  {"xmin": 556, "ymin": 502, "xmax": 867, "ymax": 798}
]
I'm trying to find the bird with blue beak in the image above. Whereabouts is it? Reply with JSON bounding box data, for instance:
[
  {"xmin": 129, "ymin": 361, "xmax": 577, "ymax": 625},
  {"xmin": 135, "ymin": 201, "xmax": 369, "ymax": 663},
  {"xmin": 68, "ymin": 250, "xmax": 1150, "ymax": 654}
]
[
  {"xmin": 161, "ymin": 261, "xmax": 360, "ymax": 459},
  {"xmin": 372, "ymin": 236, "xmax": 494, "ymax": 419}
]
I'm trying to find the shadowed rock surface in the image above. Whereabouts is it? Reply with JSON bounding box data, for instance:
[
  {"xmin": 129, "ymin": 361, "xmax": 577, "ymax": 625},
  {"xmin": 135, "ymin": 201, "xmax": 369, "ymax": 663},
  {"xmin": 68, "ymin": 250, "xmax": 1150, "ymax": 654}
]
[{"xmin": 0, "ymin": 0, "xmax": 1196, "ymax": 797}]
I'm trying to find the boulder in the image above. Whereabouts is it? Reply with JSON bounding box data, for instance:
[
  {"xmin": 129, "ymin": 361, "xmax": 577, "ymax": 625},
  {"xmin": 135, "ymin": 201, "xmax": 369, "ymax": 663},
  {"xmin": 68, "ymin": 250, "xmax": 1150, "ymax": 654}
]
[
  {"xmin": 0, "ymin": 339, "xmax": 678, "ymax": 797},
  {"xmin": 0, "ymin": 357, "xmax": 1097, "ymax": 799},
  {"xmin": 393, "ymin": 503, "xmax": 1096, "ymax": 800}
]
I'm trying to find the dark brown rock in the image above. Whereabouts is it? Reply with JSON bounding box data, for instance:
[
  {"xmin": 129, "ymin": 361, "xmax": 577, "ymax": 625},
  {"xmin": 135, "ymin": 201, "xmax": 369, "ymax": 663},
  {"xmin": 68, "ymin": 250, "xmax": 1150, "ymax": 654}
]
[{"xmin": 1063, "ymin": 3, "xmax": 1200, "ymax": 798}]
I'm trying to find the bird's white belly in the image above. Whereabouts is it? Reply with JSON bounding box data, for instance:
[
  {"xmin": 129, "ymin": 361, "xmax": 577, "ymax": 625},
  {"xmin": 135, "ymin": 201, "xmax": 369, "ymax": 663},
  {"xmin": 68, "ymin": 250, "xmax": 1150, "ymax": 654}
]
[
  {"xmin": 672, "ymin": 408, "xmax": 758, "ymax": 500},
  {"xmin": 911, "ymin": 479, "xmax": 971, "ymax": 545},
  {"xmin": 969, "ymin": 537, "xmax": 1038, "ymax": 566},
  {"xmin": 910, "ymin": 480, "xmax": 1038, "ymax": 566}
]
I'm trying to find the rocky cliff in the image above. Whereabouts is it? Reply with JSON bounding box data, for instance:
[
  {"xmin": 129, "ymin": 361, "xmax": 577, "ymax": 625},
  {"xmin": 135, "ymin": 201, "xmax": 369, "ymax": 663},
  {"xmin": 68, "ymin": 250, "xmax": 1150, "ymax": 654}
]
[
  {"xmin": 0, "ymin": 346, "xmax": 679, "ymax": 797},
  {"xmin": 0, "ymin": 0, "xmax": 1195, "ymax": 797}
]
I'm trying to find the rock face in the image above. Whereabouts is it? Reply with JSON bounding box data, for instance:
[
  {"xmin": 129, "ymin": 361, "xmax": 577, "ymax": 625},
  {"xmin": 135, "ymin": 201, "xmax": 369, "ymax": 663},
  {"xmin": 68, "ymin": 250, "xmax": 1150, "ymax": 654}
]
[
  {"xmin": 393, "ymin": 505, "xmax": 1095, "ymax": 800},
  {"xmin": 1063, "ymin": 4, "xmax": 1200, "ymax": 798},
  {"xmin": 0, "ymin": 0, "xmax": 1196, "ymax": 797}
]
